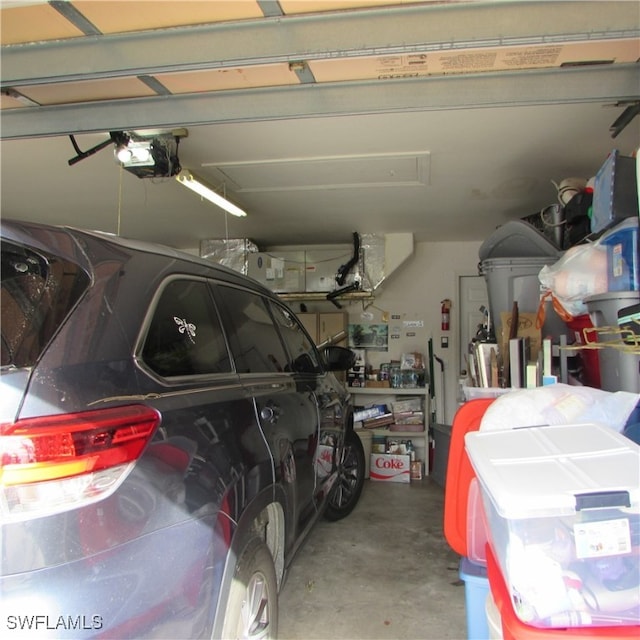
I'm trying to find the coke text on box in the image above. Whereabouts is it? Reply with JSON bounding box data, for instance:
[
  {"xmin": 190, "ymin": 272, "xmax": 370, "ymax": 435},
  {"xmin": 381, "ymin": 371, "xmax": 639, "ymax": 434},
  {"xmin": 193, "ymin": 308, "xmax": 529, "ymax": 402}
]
[{"xmin": 370, "ymin": 453, "xmax": 411, "ymax": 483}]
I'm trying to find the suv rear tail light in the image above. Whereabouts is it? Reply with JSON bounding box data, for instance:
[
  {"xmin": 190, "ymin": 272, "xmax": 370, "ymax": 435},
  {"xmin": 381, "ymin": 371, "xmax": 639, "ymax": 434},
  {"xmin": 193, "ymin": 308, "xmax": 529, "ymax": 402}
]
[{"xmin": 0, "ymin": 405, "xmax": 160, "ymax": 521}]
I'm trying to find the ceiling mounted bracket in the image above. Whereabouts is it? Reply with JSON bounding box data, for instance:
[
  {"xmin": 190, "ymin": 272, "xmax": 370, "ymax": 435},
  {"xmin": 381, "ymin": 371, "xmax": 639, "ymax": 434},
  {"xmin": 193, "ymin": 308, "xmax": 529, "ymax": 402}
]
[
  {"xmin": 610, "ymin": 101, "xmax": 640, "ymax": 138},
  {"xmin": 289, "ymin": 61, "xmax": 316, "ymax": 84},
  {"xmin": 67, "ymin": 133, "xmax": 118, "ymax": 166}
]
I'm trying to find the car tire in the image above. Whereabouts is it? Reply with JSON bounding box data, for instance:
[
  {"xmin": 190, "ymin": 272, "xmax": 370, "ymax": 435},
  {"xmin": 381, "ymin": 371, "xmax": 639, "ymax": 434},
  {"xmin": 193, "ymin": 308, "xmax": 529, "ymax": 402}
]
[
  {"xmin": 220, "ymin": 537, "xmax": 278, "ymax": 640},
  {"xmin": 324, "ymin": 428, "xmax": 365, "ymax": 521}
]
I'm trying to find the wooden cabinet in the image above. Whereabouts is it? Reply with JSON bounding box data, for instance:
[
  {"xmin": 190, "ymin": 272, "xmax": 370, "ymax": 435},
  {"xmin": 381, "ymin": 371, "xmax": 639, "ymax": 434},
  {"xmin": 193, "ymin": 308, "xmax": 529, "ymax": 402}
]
[
  {"xmin": 298, "ymin": 313, "xmax": 319, "ymax": 341},
  {"xmin": 318, "ymin": 312, "xmax": 347, "ymax": 345},
  {"xmin": 298, "ymin": 311, "xmax": 347, "ymax": 346}
]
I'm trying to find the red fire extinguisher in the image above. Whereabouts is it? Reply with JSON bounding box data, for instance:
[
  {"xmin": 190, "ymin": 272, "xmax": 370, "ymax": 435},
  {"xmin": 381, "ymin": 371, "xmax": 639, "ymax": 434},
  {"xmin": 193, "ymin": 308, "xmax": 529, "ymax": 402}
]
[{"xmin": 441, "ymin": 299, "xmax": 452, "ymax": 331}]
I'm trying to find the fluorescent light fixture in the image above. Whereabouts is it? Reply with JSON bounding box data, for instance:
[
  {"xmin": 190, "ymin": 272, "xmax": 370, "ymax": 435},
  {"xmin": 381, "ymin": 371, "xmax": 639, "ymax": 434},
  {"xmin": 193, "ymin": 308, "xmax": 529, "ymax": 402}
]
[{"xmin": 176, "ymin": 169, "xmax": 247, "ymax": 217}]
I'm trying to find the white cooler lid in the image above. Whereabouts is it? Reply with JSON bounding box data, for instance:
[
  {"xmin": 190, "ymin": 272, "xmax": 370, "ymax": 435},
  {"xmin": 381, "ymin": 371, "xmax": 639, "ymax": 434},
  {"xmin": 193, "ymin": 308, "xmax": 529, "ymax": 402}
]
[{"xmin": 465, "ymin": 423, "xmax": 640, "ymax": 519}]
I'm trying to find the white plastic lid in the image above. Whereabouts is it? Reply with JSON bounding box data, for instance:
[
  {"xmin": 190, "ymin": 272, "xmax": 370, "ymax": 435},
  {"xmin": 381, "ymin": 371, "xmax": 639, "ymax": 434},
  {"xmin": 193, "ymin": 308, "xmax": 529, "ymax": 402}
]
[
  {"xmin": 478, "ymin": 220, "xmax": 561, "ymax": 262},
  {"xmin": 465, "ymin": 423, "xmax": 640, "ymax": 519}
]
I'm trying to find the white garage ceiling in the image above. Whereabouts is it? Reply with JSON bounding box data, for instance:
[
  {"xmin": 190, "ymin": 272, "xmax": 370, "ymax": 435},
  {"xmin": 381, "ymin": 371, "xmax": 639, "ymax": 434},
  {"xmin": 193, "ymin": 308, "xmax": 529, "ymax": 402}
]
[{"xmin": 1, "ymin": 0, "xmax": 639, "ymax": 251}]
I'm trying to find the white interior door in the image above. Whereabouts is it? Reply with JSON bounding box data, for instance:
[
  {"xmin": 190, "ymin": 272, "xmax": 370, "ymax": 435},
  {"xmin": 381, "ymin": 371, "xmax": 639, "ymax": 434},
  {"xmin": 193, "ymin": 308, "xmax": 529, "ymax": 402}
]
[{"xmin": 459, "ymin": 275, "xmax": 489, "ymax": 376}]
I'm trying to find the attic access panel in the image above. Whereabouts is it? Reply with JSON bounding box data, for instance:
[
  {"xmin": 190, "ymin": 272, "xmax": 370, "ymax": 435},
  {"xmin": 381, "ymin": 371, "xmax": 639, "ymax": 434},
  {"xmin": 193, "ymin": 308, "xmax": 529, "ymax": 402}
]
[{"xmin": 204, "ymin": 153, "xmax": 431, "ymax": 192}]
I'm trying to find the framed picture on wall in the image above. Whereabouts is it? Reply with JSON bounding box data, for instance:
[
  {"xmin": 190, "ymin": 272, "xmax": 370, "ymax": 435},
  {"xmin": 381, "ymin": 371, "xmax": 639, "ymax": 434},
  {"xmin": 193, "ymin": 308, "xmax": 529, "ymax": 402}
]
[{"xmin": 348, "ymin": 323, "xmax": 389, "ymax": 351}]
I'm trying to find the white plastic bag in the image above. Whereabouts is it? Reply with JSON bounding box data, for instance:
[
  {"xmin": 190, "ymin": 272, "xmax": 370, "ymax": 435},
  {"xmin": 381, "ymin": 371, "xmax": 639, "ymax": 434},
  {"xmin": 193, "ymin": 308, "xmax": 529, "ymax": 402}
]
[
  {"xmin": 538, "ymin": 242, "xmax": 608, "ymax": 319},
  {"xmin": 480, "ymin": 383, "xmax": 640, "ymax": 433}
]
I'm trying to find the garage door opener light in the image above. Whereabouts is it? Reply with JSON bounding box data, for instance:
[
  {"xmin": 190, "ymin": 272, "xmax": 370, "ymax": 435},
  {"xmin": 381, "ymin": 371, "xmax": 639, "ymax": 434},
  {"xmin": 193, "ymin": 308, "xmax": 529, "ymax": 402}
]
[
  {"xmin": 115, "ymin": 139, "xmax": 153, "ymax": 166},
  {"xmin": 110, "ymin": 130, "xmax": 182, "ymax": 179},
  {"xmin": 176, "ymin": 170, "xmax": 247, "ymax": 217}
]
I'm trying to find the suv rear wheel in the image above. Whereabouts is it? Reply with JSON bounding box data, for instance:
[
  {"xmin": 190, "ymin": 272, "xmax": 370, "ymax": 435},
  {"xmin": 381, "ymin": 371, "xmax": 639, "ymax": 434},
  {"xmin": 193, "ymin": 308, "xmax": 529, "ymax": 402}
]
[
  {"xmin": 220, "ymin": 537, "xmax": 278, "ymax": 640},
  {"xmin": 324, "ymin": 429, "xmax": 365, "ymax": 521}
]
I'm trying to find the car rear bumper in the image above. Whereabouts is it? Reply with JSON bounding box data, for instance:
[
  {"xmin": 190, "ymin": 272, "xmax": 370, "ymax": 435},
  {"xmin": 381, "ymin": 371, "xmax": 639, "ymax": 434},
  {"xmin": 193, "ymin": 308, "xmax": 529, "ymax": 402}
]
[{"xmin": 1, "ymin": 515, "xmax": 224, "ymax": 639}]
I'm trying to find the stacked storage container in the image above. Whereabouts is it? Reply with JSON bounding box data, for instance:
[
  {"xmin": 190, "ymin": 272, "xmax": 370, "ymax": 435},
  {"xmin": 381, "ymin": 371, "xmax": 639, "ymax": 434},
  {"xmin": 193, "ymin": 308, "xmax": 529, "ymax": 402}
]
[
  {"xmin": 444, "ymin": 397, "xmax": 640, "ymax": 639},
  {"xmin": 586, "ymin": 150, "xmax": 639, "ymax": 392},
  {"xmin": 585, "ymin": 218, "xmax": 640, "ymax": 393},
  {"xmin": 466, "ymin": 422, "xmax": 640, "ymax": 638},
  {"xmin": 478, "ymin": 220, "xmax": 566, "ymax": 343},
  {"xmin": 443, "ymin": 398, "xmax": 497, "ymax": 639}
]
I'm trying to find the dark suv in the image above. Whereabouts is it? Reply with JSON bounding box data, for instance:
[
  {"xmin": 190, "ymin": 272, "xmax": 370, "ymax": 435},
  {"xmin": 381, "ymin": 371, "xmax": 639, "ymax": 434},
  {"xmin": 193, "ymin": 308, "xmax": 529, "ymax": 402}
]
[{"xmin": 0, "ymin": 219, "xmax": 364, "ymax": 639}]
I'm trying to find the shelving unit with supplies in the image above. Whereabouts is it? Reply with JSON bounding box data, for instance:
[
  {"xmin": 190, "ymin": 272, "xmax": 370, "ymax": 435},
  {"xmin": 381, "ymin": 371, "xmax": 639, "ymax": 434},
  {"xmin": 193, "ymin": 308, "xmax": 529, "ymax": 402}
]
[{"xmin": 348, "ymin": 386, "xmax": 431, "ymax": 477}]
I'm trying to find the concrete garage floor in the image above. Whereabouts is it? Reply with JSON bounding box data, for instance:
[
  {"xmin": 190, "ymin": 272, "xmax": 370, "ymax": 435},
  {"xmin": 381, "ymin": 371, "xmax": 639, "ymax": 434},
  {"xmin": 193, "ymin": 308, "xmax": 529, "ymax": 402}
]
[{"xmin": 278, "ymin": 478, "xmax": 467, "ymax": 640}]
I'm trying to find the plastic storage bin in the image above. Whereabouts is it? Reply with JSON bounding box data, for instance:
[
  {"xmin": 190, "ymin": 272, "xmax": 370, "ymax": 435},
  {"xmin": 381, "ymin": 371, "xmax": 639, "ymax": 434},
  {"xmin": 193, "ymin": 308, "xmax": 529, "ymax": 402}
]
[
  {"xmin": 598, "ymin": 217, "xmax": 639, "ymax": 291},
  {"xmin": 586, "ymin": 291, "xmax": 640, "ymax": 393},
  {"xmin": 444, "ymin": 398, "xmax": 497, "ymax": 561},
  {"xmin": 485, "ymin": 544, "xmax": 640, "ymax": 640},
  {"xmin": 591, "ymin": 150, "xmax": 639, "ymax": 234},
  {"xmin": 485, "ymin": 588, "xmax": 503, "ymax": 639},
  {"xmin": 460, "ymin": 556, "xmax": 490, "ymax": 640},
  {"xmin": 478, "ymin": 220, "xmax": 562, "ymax": 261},
  {"xmin": 480, "ymin": 257, "xmax": 567, "ymax": 340},
  {"xmin": 465, "ymin": 423, "xmax": 640, "ymax": 629},
  {"xmin": 467, "ymin": 477, "xmax": 489, "ymax": 565},
  {"xmin": 478, "ymin": 220, "xmax": 567, "ymax": 340}
]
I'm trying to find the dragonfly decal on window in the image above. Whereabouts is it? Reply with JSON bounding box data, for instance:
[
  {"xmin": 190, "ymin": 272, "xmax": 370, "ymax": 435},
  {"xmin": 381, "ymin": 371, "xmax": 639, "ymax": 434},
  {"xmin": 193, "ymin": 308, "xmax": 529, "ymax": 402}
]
[{"xmin": 174, "ymin": 316, "xmax": 196, "ymax": 343}]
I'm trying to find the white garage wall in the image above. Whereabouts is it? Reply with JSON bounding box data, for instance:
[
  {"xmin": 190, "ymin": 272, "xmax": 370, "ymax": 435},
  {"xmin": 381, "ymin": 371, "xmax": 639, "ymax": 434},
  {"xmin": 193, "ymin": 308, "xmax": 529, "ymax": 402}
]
[{"xmin": 345, "ymin": 240, "xmax": 483, "ymax": 425}]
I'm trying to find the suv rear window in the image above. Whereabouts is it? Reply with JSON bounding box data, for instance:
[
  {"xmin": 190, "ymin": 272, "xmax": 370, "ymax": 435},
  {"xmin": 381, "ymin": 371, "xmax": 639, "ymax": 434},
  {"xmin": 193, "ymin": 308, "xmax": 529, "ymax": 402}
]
[
  {"xmin": 142, "ymin": 279, "xmax": 232, "ymax": 377},
  {"xmin": 1, "ymin": 240, "xmax": 90, "ymax": 368}
]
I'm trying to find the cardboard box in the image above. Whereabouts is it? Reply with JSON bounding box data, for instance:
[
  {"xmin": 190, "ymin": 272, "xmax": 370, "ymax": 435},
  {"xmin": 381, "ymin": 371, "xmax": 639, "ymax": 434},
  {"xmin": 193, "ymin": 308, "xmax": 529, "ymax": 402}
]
[
  {"xmin": 393, "ymin": 411, "xmax": 424, "ymax": 425},
  {"xmin": 466, "ymin": 423, "xmax": 640, "ymax": 628},
  {"xmin": 365, "ymin": 380, "xmax": 390, "ymax": 388},
  {"xmin": 391, "ymin": 397, "xmax": 423, "ymax": 413},
  {"xmin": 389, "ymin": 422, "xmax": 424, "ymax": 432},
  {"xmin": 370, "ymin": 453, "xmax": 411, "ymax": 483},
  {"xmin": 316, "ymin": 444, "xmax": 334, "ymax": 479},
  {"xmin": 362, "ymin": 413, "xmax": 394, "ymax": 429}
]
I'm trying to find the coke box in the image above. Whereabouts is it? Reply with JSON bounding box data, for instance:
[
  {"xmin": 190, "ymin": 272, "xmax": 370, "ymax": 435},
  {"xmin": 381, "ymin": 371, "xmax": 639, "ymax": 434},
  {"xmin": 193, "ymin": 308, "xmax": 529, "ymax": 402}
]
[
  {"xmin": 316, "ymin": 444, "xmax": 334, "ymax": 479},
  {"xmin": 370, "ymin": 453, "xmax": 411, "ymax": 483}
]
